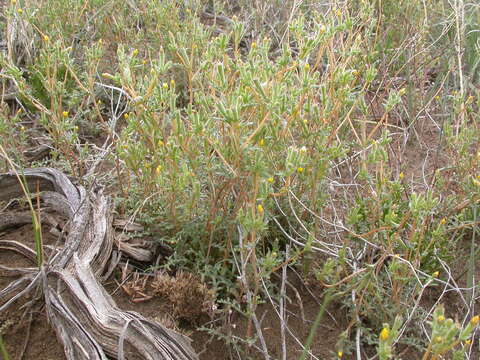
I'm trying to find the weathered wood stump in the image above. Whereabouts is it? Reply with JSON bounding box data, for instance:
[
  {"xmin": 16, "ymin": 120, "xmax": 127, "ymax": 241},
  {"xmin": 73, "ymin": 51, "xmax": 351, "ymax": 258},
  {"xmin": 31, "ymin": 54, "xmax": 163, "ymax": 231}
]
[{"xmin": 0, "ymin": 167, "xmax": 198, "ymax": 360}]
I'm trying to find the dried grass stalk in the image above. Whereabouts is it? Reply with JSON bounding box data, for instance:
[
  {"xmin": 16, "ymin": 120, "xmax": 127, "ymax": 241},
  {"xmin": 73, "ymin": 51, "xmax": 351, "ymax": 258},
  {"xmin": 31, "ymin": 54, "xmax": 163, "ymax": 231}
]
[{"xmin": 6, "ymin": 8, "xmax": 36, "ymax": 66}]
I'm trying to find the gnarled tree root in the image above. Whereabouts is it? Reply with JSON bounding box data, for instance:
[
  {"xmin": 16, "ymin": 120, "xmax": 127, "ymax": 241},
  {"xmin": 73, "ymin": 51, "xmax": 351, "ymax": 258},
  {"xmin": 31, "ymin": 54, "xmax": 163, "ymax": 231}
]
[{"xmin": 0, "ymin": 167, "xmax": 198, "ymax": 360}]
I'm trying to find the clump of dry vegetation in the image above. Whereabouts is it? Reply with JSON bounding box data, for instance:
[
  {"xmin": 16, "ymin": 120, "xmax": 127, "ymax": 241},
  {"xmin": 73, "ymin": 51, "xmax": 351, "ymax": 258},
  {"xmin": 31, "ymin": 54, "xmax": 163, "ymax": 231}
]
[{"xmin": 152, "ymin": 271, "xmax": 216, "ymax": 322}]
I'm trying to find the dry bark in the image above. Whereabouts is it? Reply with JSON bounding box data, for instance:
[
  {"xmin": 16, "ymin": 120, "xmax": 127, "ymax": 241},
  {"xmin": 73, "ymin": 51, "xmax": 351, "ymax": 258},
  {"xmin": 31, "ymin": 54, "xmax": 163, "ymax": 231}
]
[{"xmin": 0, "ymin": 167, "xmax": 198, "ymax": 360}]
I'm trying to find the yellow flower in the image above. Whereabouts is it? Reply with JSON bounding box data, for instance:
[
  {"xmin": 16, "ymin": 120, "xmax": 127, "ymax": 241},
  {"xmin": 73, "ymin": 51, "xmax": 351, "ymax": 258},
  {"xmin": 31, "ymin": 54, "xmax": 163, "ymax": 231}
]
[
  {"xmin": 257, "ymin": 204, "xmax": 264, "ymax": 213},
  {"xmin": 399, "ymin": 172, "xmax": 404, "ymax": 180},
  {"xmin": 303, "ymin": 119, "xmax": 308, "ymax": 124},
  {"xmin": 259, "ymin": 139, "xmax": 265, "ymax": 146},
  {"xmin": 62, "ymin": 111, "xmax": 69, "ymax": 118},
  {"xmin": 251, "ymin": 42, "xmax": 257, "ymax": 49},
  {"xmin": 470, "ymin": 315, "xmax": 479, "ymax": 326},
  {"xmin": 337, "ymin": 351, "xmax": 343, "ymax": 358},
  {"xmin": 11, "ymin": 0, "xmax": 16, "ymax": 4},
  {"xmin": 437, "ymin": 315, "xmax": 445, "ymax": 322},
  {"xmin": 304, "ymin": 63, "xmax": 310, "ymax": 71},
  {"xmin": 43, "ymin": 35, "xmax": 49, "ymax": 42},
  {"xmin": 297, "ymin": 167, "xmax": 304, "ymax": 173},
  {"xmin": 132, "ymin": 49, "xmax": 139, "ymax": 56},
  {"xmin": 432, "ymin": 271, "xmax": 439, "ymax": 278},
  {"xmin": 162, "ymin": 82, "xmax": 168, "ymax": 89},
  {"xmin": 435, "ymin": 336, "xmax": 443, "ymax": 343},
  {"xmin": 380, "ymin": 327, "xmax": 389, "ymax": 341},
  {"xmin": 465, "ymin": 339, "xmax": 472, "ymax": 345},
  {"xmin": 156, "ymin": 165, "xmax": 162, "ymax": 174},
  {"xmin": 267, "ymin": 177, "xmax": 274, "ymax": 183},
  {"xmin": 123, "ymin": 113, "xmax": 129, "ymax": 119},
  {"xmin": 17, "ymin": 8, "xmax": 23, "ymax": 13},
  {"xmin": 440, "ymin": 218, "xmax": 446, "ymax": 225},
  {"xmin": 170, "ymin": 79, "xmax": 175, "ymax": 87}
]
